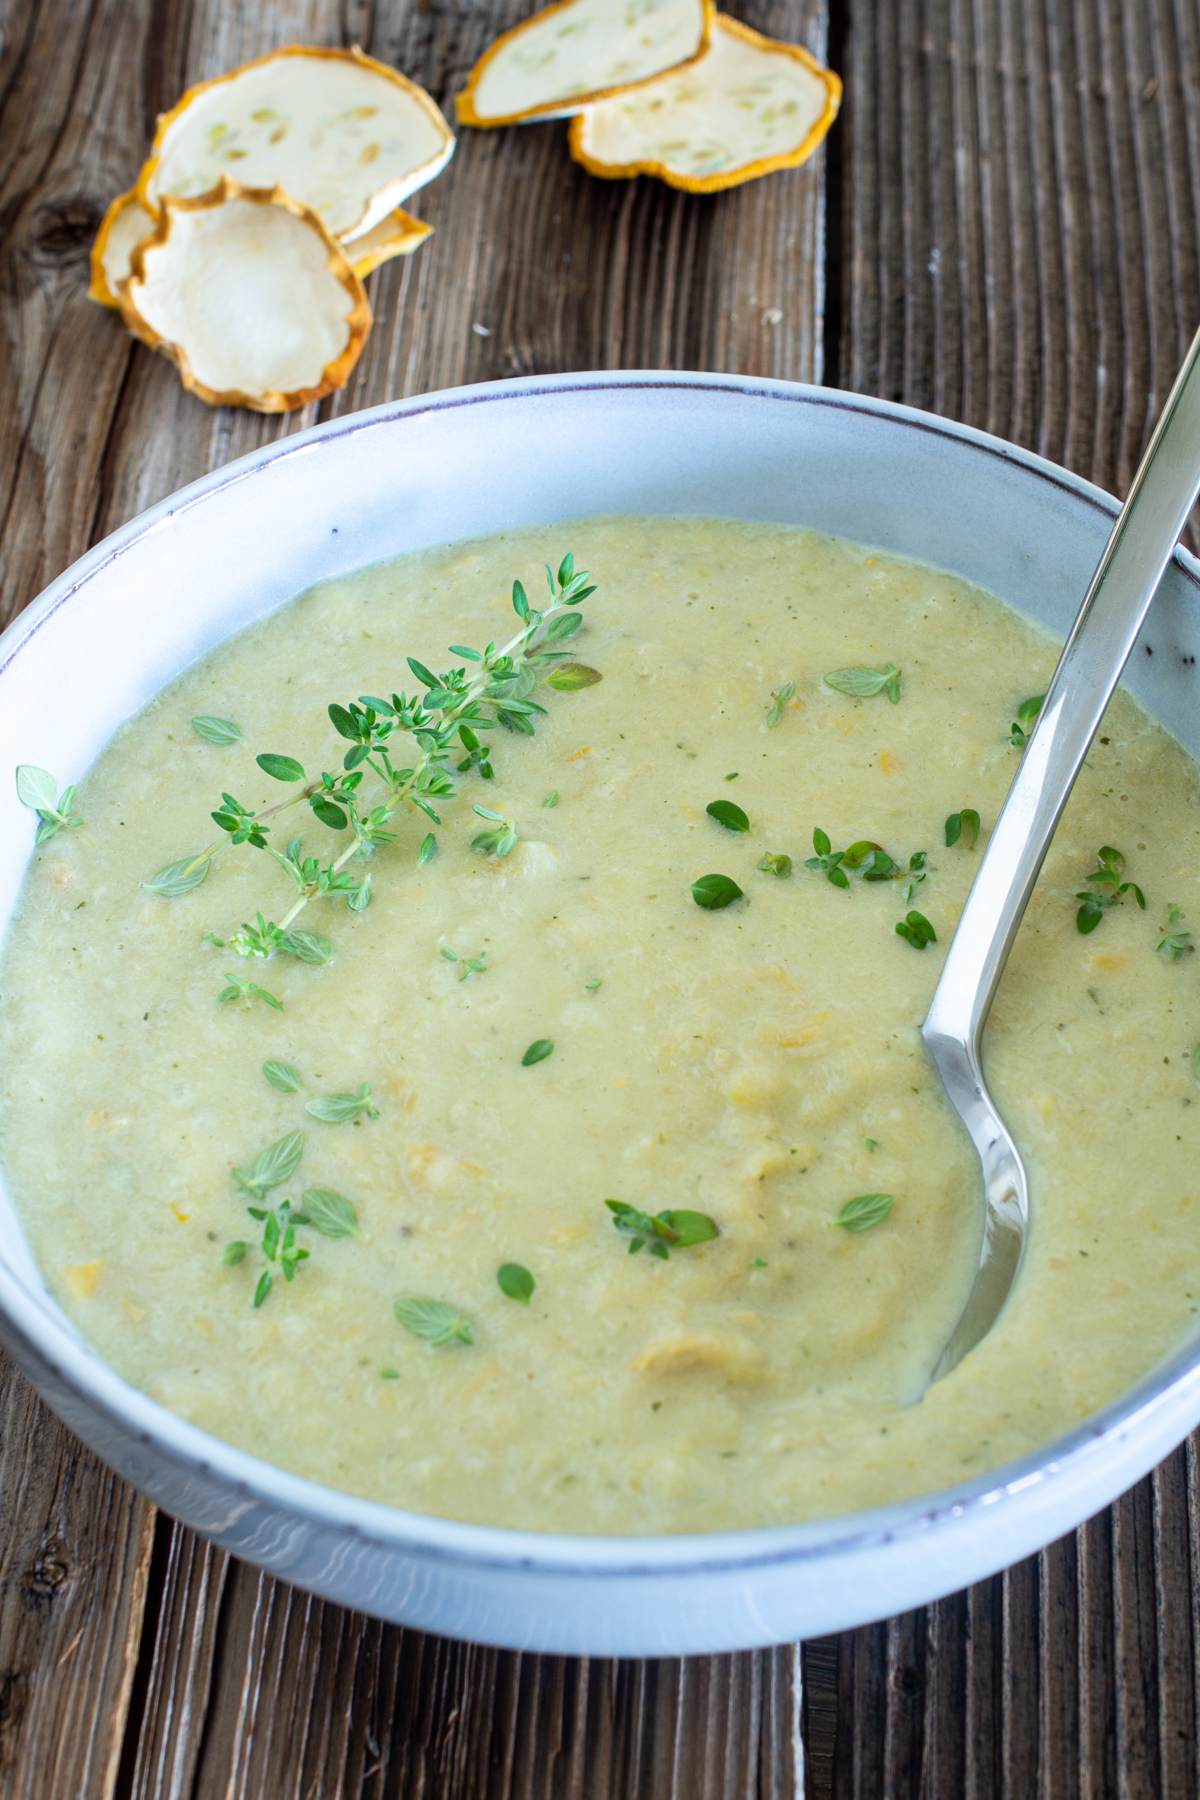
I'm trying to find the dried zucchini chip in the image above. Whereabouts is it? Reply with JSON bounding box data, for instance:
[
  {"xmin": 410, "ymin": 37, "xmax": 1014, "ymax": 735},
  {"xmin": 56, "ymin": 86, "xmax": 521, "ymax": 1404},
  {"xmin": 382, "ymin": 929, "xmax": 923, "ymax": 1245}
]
[
  {"xmin": 458, "ymin": 0, "xmax": 714, "ymax": 127},
  {"xmin": 89, "ymin": 188, "xmax": 160, "ymax": 308},
  {"xmin": 117, "ymin": 180, "xmax": 371, "ymax": 413},
  {"xmin": 568, "ymin": 14, "xmax": 841, "ymax": 191},
  {"xmin": 139, "ymin": 46, "xmax": 454, "ymax": 242},
  {"xmin": 348, "ymin": 206, "xmax": 433, "ymax": 277}
]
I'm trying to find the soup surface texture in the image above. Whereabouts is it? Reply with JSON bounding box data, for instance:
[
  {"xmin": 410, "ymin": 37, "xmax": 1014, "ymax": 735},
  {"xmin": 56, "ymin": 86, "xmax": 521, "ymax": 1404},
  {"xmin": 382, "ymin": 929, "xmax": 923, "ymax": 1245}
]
[{"xmin": 2, "ymin": 516, "xmax": 1199, "ymax": 1535}]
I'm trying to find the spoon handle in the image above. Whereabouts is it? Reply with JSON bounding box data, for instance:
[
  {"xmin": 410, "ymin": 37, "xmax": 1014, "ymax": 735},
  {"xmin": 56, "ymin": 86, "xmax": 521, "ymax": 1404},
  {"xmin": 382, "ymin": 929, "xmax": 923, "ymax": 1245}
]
[{"xmin": 925, "ymin": 325, "xmax": 1200, "ymax": 1056}]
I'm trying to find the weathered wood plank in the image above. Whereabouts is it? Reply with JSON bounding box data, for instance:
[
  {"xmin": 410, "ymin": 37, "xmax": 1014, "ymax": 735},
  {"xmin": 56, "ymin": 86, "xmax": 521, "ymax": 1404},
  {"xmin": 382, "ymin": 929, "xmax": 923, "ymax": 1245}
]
[
  {"xmin": 124, "ymin": 1542, "xmax": 800, "ymax": 1800},
  {"xmin": 0, "ymin": 1351, "xmax": 155, "ymax": 1800},
  {"xmin": 1, "ymin": 0, "xmax": 826, "ymax": 1790}
]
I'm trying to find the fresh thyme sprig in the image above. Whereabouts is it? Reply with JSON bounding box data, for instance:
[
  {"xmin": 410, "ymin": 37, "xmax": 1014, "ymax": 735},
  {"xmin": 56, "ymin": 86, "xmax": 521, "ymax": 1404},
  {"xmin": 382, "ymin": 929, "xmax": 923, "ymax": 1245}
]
[
  {"xmin": 1075, "ymin": 846, "xmax": 1145, "ymax": 933},
  {"xmin": 217, "ymin": 971, "xmax": 282, "ymax": 1010},
  {"xmin": 16, "ymin": 767, "xmax": 82, "ymax": 845},
  {"xmin": 895, "ymin": 910, "xmax": 937, "ymax": 949},
  {"xmin": 766, "ymin": 680, "xmax": 794, "ymax": 727},
  {"xmin": 605, "ymin": 1200, "xmax": 718, "ymax": 1259},
  {"xmin": 806, "ymin": 830, "xmax": 926, "ymax": 893},
  {"xmin": 1010, "ymin": 694, "xmax": 1045, "ymax": 747},
  {"xmin": 222, "ymin": 1132, "xmax": 360, "ymax": 1303},
  {"xmin": 1156, "ymin": 904, "xmax": 1192, "ymax": 960},
  {"xmin": 149, "ymin": 555, "xmax": 596, "ymax": 958}
]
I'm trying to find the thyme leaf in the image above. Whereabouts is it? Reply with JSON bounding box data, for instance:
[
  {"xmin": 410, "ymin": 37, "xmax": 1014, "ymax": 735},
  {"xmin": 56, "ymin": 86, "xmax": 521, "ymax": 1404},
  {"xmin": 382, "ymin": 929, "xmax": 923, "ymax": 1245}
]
[
  {"xmin": 146, "ymin": 856, "xmax": 210, "ymax": 897},
  {"xmin": 706, "ymin": 799, "xmax": 750, "ymax": 833},
  {"xmin": 606, "ymin": 1200, "xmax": 718, "ymax": 1259},
  {"xmin": 305, "ymin": 1082, "xmax": 379, "ymax": 1122},
  {"xmin": 217, "ymin": 972, "xmax": 283, "ymax": 1010},
  {"xmin": 545, "ymin": 663, "xmax": 602, "ymax": 691},
  {"xmin": 300, "ymin": 1188, "xmax": 361, "ymax": 1238},
  {"xmin": 192, "ymin": 716, "xmax": 241, "ymax": 745},
  {"xmin": 757, "ymin": 851, "xmax": 792, "ymax": 878},
  {"xmin": 945, "ymin": 809, "xmax": 980, "ymax": 848},
  {"xmin": 837, "ymin": 1193, "xmax": 894, "ymax": 1231},
  {"xmin": 16, "ymin": 765, "xmax": 82, "ymax": 844},
  {"xmin": 805, "ymin": 828, "xmax": 849, "ymax": 888},
  {"xmin": 824, "ymin": 664, "xmax": 901, "ymax": 703},
  {"xmin": 1010, "ymin": 694, "xmax": 1045, "ymax": 747},
  {"xmin": 394, "ymin": 1297, "xmax": 474, "ymax": 1346},
  {"xmin": 232, "ymin": 1130, "xmax": 304, "ymax": 1200},
  {"xmin": 262, "ymin": 1060, "xmax": 302, "ymax": 1094},
  {"xmin": 521, "ymin": 1038, "xmax": 554, "ymax": 1066},
  {"xmin": 1075, "ymin": 846, "xmax": 1144, "ymax": 933},
  {"xmin": 766, "ymin": 680, "xmax": 795, "ymax": 727},
  {"xmin": 497, "ymin": 1262, "xmax": 535, "ymax": 1303},
  {"xmin": 895, "ymin": 910, "xmax": 937, "ymax": 949},
  {"xmin": 690, "ymin": 872, "xmax": 744, "ymax": 909}
]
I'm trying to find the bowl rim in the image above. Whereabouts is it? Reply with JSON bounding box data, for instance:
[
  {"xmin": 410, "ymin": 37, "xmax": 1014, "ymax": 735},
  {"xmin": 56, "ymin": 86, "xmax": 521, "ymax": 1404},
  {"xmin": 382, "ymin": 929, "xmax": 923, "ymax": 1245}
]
[{"xmin": 4, "ymin": 366, "xmax": 1200, "ymax": 1580}]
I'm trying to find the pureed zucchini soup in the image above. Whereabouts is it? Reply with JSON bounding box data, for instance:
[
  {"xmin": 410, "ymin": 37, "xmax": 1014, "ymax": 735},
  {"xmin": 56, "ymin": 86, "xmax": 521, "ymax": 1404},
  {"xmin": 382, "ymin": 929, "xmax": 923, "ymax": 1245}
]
[{"xmin": 2, "ymin": 515, "xmax": 1199, "ymax": 1535}]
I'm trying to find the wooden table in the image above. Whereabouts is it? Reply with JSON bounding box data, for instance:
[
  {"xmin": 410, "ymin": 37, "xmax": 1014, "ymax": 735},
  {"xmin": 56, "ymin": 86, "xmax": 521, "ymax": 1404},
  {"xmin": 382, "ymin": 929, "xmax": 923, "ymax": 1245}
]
[{"xmin": 2, "ymin": 0, "xmax": 1199, "ymax": 1792}]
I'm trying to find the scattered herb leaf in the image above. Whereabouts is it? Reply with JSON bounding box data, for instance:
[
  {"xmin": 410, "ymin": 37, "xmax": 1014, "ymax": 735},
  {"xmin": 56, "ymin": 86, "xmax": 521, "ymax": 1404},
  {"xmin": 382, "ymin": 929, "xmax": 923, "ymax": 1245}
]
[
  {"xmin": 222, "ymin": 1240, "xmax": 248, "ymax": 1265},
  {"xmin": 823, "ymin": 664, "xmax": 901, "ymax": 703},
  {"xmin": 301, "ymin": 1188, "xmax": 361, "ymax": 1238},
  {"xmin": 690, "ymin": 873, "xmax": 744, "ymax": 909},
  {"xmin": 497, "ymin": 1262, "xmax": 535, "ymax": 1304},
  {"xmin": 945, "ymin": 809, "xmax": 981, "ymax": 848},
  {"xmin": 863, "ymin": 1136, "xmax": 879, "ymax": 1152},
  {"xmin": 1010, "ymin": 693, "xmax": 1045, "ymax": 747},
  {"xmin": 706, "ymin": 799, "xmax": 750, "ymax": 833},
  {"xmin": 757, "ymin": 851, "xmax": 792, "ymax": 878},
  {"xmin": 805, "ymin": 828, "xmax": 849, "ymax": 889},
  {"xmin": 1076, "ymin": 846, "xmax": 1145, "ymax": 932},
  {"xmin": 766, "ymin": 680, "xmax": 795, "ymax": 727},
  {"xmin": 305, "ymin": 1082, "xmax": 379, "ymax": 1122},
  {"xmin": 522, "ymin": 1038, "xmax": 554, "ymax": 1066},
  {"xmin": 192, "ymin": 716, "xmax": 241, "ymax": 746},
  {"xmin": 16, "ymin": 765, "xmax": 82, "ymax": 844},
  {"xmin": 232, "ymin": 1130, "xmax": 304, "ymax": 1200},
  {"xmin": 605, "ymin": 1200, "xmax": 718, "ymax": 1258},
  {"xmin": 837, "ymin": 1193, "xmax": 894, "ymax": 1231},
  {"xmin": 217, "ymin": 972, "xmax": 283, "ymax": 1010},
  {"xmin": 895, "ymin": 910, "xmax": 937, "ymax": 949},
  {"xmin": 394, "ymin": 1297, "xmax": 474, "ymax": 1346},
  {"xmin": 262, "ymin": 1060, "xmax": 302, "ymax": 1094},
  {"xmin": 543, "ymin": 790, "xmax": 559, "ymax": 808},
  {"xmin": 1157, "ymin": 925, "xmax": 1193, "ymax": 961},
  {"xmin": 585, "ymin": 976, "xmax": 602, "ymax": 990}
]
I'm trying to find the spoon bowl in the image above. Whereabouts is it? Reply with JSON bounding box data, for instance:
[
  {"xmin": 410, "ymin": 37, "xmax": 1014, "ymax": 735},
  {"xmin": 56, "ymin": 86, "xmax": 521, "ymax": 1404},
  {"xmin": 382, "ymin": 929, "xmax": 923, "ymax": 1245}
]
[{"xmin": 923, "ymin": 324, "xmax": 1200, "ymax": 1379}]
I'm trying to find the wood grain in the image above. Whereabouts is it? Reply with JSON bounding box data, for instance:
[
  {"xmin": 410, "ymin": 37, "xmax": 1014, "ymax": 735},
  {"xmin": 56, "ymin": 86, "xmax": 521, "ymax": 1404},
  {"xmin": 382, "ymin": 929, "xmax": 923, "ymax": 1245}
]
[
  {"xmin": 5, "ymin": 0, "xmax": 1200, "ymax": 1789},
  {"xmin": 821, "ymin": 0, "xmax": 1200, "ymax": 1790},
  {"xmin": 0, "ymin": 0, "xmax": 825, "ymax": 1791},
  {"xmin": 0, "ymin": 1352, "xmax": 154, "ymax": 1800}
]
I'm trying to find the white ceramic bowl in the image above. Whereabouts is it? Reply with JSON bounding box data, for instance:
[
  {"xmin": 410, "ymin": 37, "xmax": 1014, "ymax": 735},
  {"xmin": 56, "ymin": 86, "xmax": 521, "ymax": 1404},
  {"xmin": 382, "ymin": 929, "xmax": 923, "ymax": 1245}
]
[{"xmin": 3, "ymin": 372, "xmax": 1199, "ymax": 1656}]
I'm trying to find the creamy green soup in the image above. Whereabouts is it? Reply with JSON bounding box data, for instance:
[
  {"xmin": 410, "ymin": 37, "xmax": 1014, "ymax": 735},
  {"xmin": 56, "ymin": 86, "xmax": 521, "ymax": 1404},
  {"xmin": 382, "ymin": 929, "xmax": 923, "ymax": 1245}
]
[{"xmin": 2, "ymin": 516, "xmax": 1199, "ymax": 1535}]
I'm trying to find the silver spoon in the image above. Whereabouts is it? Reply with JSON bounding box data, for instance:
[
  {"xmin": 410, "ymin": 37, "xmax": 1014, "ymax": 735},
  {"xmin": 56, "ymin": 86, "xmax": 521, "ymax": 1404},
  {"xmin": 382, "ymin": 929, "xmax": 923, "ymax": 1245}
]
[{"xmin": 924, "ymin": 324, "xmax": 1200, "ymax": 1383}]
